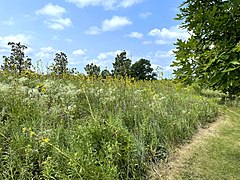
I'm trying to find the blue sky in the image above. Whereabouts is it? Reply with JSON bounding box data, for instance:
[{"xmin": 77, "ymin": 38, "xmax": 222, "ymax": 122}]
[{"xmin": 0, "ymin": 0, "xmax": 189, "ymax": 77}]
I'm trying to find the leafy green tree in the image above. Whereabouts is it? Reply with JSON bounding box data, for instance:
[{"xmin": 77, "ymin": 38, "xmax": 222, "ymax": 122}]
[
  {"xmin": 101, "ymin": 68, "xmax": 111, "ymax": 78},
  {"xmin": 112, "ymin": 51, "xmax": 131, "ymax": 77},
  {"xmin": 130, "ymin": 59, "xmax": 157, "ymax": 80},
  {"xmin": 84, "ymin": 63, "xmax": 101, "ymax": 77},
  {"xmin": 172, "ymin": 0, "xmax": 240, "ymax": 96},
  {"xmin": 1, "ymin": 42, "xmax": 32, "ymax": 74},
  {"xmin": 49, "ymin": 52, "xmax": 69, "ymax": 75}
]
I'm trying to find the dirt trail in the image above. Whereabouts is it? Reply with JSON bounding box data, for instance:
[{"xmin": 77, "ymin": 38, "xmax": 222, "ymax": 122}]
[{"xmin": 149, "ymin": 114, "xmax": 229, "ymax": 180}]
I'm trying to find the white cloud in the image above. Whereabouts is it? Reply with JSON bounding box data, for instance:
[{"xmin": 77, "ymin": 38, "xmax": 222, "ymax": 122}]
[
  {"xmin": 0, "ymin": 34, "xmax": 32, "ymax": 54},
  {"xmin": 155, "ymin": 39, "xmax": 168, "ymax": 45},
  {"xmin": 36, "ymin": 3, "xmax": 72, "ymax": 30},
  {"xmin": 35, "ymin": 46, "xmax": 56, "ymax": 61},
  {"xmin": 36, "ymin": 3, "xmax": 66, "ymax": 17},
  {"xmin": 148, "ymin": 26, "xmax": 190, "ymax": 40},
  {"xmin": 72, "ymin": 49, "xmax": 87, "ymax": 56},
  {"xmin": 119, "ymin": 0, "xmax": 143, "ymax": 8},
  {"xmin": 82, "ymin": 49, "xmax": 124, "ymax": 68},
  {"xmin": 0, "ymin": 34, "xmax": 33, "ymax": 58},
  {"xmin": 0, "ymin": 34, "xmax": 32, "ymax": 45},
  {"xmin": 148, "ymin": 25, "xmax": 190, "ymax": 45},
  {"xmin": 155, "ymin": 49, "xmax": 175, "ymax": 59},
  {"xmin": 40, "ymin": 46, "xmax": 56, "ymax": 53},
  {"xmin": 139, "ymin": 12, "xmax": 152, "ymax": 19},
  {"xmin": 97, "ymin": 50, "xmax": 122, "ymax": 60},
  {"xmin": 86, "ymin": 16, "xmax": 132, "ymax": 35},
  {"xmin": 85, "ymin": 26, "xmax": 102, "ymax": 35},
  {"xmin": 102, "ymin": 16, "xmax": 132, "ymax": 31},
  {"xmin": 126, "ymin": 32, "xmax": 143, "ymax": 39},
  {"xmin": 69, "ymin": 61, "xmax": 82, "ymax": 65},
  {"xmin": 2, "ymin": 17, "xmax": 14, "ymax": 26},
  {"xmin": 66, "ymin": 0, "xmax": 116, "ymax": 10},
  {"xmin": 151, "ymin": 64, "xmax": 162, "ymax": 71},
  {"xmin": 164, "ymin": 66, "xmax": 174, "ymax": 71},
  {"xmin": 44, "ymin": 17, "xmax": 72, "ymax": 30},
  {"xmin": 65, "ymin": 0, "xmax": 143, "ymax": 10}
]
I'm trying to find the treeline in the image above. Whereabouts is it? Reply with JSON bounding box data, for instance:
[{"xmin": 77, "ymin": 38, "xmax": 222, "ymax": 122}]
[{"xmin": 1, "ymin": 42, "xmax": 157, "ymax": 80}]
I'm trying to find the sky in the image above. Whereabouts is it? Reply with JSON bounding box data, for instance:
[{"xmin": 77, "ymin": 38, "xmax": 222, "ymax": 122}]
[{"xmin": 0, "ymin": 0, "xmax": 189, "ymax": 77}]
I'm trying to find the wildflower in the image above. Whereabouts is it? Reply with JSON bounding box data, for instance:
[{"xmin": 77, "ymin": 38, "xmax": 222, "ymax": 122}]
[
  {"xmin": 30, "ymin": 131, "xmax": 36, "ymax": 137},
  {"xmin": 22, "ymin": 127, "xmax": 27, "ymax": 133},
  {"xmin": 0, "ymin": 83, "xmax": 12, "ymax": 92},
  {"xmin": 18, "ymin": 77, "xmax": 29, "ymax": 84},
  {"xmin": 42, "ymin": 137, "xmax": 50, "ymax": 143},
  {"xmin": 28, "ymin": 88, "xmax": 40, "ymax": 97},
  {"xmin": 19, "ymin": 86, "xmax": 29, "ymax": 93}
]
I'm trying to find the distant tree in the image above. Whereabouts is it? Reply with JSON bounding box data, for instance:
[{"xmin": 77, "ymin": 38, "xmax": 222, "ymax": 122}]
[
  {"xmin": 112, "ymin": 51, "xmax": 131, "ymax": 77},
  {"xmin": 49, "ymin": 52, "xmax": 69, "ymax": 75},
  {"xmin": 1, "ymin": 42, "xmax": 32, "ymax": 74},
  {"xmin": 69, "ymin": 67, "xmax": 78, "ymax": 75},
  {"xmin": 101, "ymin": 68, "xmax": 111, "ymax": 78},
  {"xmin": 130, "ymin": 59, "xmax": 157, "ymax": 80},
  {"xmin": 171, "ymin": 0, "xmax": 240, "ymax": 96},
  {"xmin": 84, "ymin": 63, "xmax": 101, "ymax": 76}
]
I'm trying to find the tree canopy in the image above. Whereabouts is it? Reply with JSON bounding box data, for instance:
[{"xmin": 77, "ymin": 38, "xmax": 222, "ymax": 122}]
[
  {"xmin": 172, "ymin": 0, "xmax": 240, "ymax": 96},
  {"xmin": 84, "ymin": 63, "xmax": 101, "ymax": 77},
  {"xmin": 130, "ymin": 59, "xmax": 157, "ymax": 80},
  {"xmin": 49, "ymin": 52, "xmax": 69, "ymax": 75},
  {"xmin": 1, "ymin": 42, "xmax": 32, "ymax": 74},
  {"xmin": 112, "ymin": 51, "xmax": 132, "ymax": 77},
  {"xmin": 101, "ymin": 68, "xmax": 111, "ymax": 78}
]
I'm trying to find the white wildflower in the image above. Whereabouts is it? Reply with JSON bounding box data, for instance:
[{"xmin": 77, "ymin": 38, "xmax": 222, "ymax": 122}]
[
  {"xmin": 44, "ymin": 80, "xmax": 56, "ymax": 89},
  {"xmin": 0, "ymin": 83, "xmax": 12, "ymax": 92},
  {"xmin": 18, "ymin": 77, "xmax": 28, "ymax": 84},
  {"xmin": 28, "ymin": 88, "xmax": 40, "ymax": 97},
  {"xmin": 19, "ymin": 86, "xmax": 29, "ymax": 93}
]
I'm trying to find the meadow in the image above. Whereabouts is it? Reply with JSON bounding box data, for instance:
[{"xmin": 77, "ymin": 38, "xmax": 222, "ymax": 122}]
[{"xmin": 0, "ymin": 72, "xmax": 219, "ymax": 179}]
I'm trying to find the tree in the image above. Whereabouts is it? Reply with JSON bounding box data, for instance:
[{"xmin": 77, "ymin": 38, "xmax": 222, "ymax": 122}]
[
  {"xmin": 49, "ymin": 52, "xmax": 69, "ymax": 75},
  {"xmin": 84, "ymin": 63, "xmax": 101, "ymax": 77},
  {"xmin": 130, "ymin": 59, "xmax": 157, "ymax": 80},
  {"xmin": 171, "ymin": 0, "xmax": 240, "ymax": 96},
  {"xmin": 112, "ymin": 51, "xmax": 131, "ymax": 77},
  {"xmin": 1, "ymin": 42, "xmax": 32, "ymax": 74},
  {"xmin": 101, "ymin": 68, "xmax": 111, "ymax": 78}
]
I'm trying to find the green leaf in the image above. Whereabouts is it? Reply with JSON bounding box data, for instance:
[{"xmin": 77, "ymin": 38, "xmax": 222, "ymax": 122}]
[
  {"xmin": 223, "ymin": 66, "xmax": 240, "ymax": 73},
  {"xmin": 230, "ymin": 61, "xmax": 240, "ymax": 65}
]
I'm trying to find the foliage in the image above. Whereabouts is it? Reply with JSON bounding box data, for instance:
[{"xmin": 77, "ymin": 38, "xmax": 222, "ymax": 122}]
[
  {"xmin": 49, "ymin": 52, "xmax": 69, "ymax": 75},
  {"xmin": 130, "ymin": 58, "xmax": 157, "ymax": 80},
  {"xmin": 172, "ymin": 0, "xmax": 240, "ymax": 96},
  {"xmin": 0, "ymin": 71, "xmax": 219, "ymax": 179},
  {"xmin": 101, "ymin": 68, "xmax": 111, "ymax": 78},
  {"xmin": 112, "ymin": 51, "xmax": 132, "ymax": 77},
  {"xmin": 1, "ymin": 42, "xmax": 32, "ymax": 74},
  {"xmin": 84, "ymin": 63, "xmax": 101, "ymax": 77}
]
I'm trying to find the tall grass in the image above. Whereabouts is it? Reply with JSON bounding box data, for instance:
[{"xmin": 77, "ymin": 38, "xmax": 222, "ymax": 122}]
[{"xmin": 0, "ymin": 72, "xmax": 219, "ymax": 179}]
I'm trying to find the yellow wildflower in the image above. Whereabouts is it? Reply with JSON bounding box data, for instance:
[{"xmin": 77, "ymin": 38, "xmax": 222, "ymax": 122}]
[{"xmin": 43, "ymin": 137, "xmax": 50, "ymax": 143}]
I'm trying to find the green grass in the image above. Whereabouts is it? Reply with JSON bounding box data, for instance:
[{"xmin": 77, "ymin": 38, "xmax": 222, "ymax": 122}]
[
  {"xmin": 172, "ymin": 107, "xmax": 240, "ymax": 180},
  {"xmin": 0, "ymin": 73, "xmax": 219, "ymax": 179}
]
